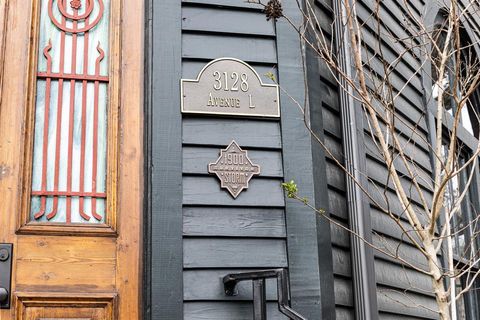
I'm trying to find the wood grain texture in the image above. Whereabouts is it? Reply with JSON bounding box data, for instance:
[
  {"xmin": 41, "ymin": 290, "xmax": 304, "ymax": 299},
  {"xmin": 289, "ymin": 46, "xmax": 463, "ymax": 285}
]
[
  {"xmin": 376, "ymin": 285, "xmax": 438, "ymax": 319},
  {"xmin": 14, "ymin": 293, "xmax": 116, "ymax": 320},
  {"xmin": 183, "ymin": 118, "xmax": 282, "ymax": 149},
  {"xmin": 322, "ymin": 107, "xmax": 342, "ymax": 136},
  {"xmin": 182, "ymin": 33, "xmax": 277, "ymax": 63},
  {"xmin": 332, "ymin": 247, "xmax": 352, "ymax": 278},
  {"xmin": 184, "ymin": 269, "xmax": 278, "ymax": 301},
  {"xmin": 326, "ymin": 160, "xmax": 346, "ymax": 192},
  {"xmin": 146, "ymin": 0, "xmax": 184, "ymax": 318},
  {"xmin": 374, "ymin": 259, "xmax": 433, "ymax": 297},
  {"xmin": 184, "ymin": 302, "xmax": 289, "ymax": 320},
  {"xmin": 183, "ymin": 146, "xmax": 283, "ymax": 177},
  {"xmin": 15, "ymin": 236, "xmax": 116, "ymax": 292},
  {"xmin": 328, "ymin": 188, "xmax": 348, "ymax": 220},
  {"xmin": 330, "ymin": 221, "xmax": 350, "ymax": 248},
  {"xmin": 184, "ymin": 238, "xmax": 288, "ymax": 268},
  {"xmin": 0, "ymin": 0, "xmax": 7, "ymax": 125},
  {"xmin": 182, "ymin": 6, "xmax": 275, "ymax": 36},
  {"xmin": 334, "ymin": 277, "xmax": 354, "ymax": 307},
  {"xmin": 305, "ymin": 8, "xmax": 337, "ymax": 317},
  {"xmin": 0, "ymin": 1, "xmax": 35, "ymax": 318},
  {"xmin": 183, "ymin": 207, "xmax": 286, "ymax": 237},
  {"xmin": 336, "ymin": 307, "xmax": 355, "ymax": 320},
  {"xmin": 372, "ymin": 235, "xmax": 429, "ymax": 270},
  {"xmin": 182, "ymin": 0, "xmax": 264, "ymax": 9},
  {"xmin": 0, "ymin": 1, "xmax": 143, "ymax": 319},
  {"xmin": 183, "ymin": 176, "xmax": 285, "ymax": 207},
  {"xmin": 182, "ymin": 60, "xmax": 278, "ymax": 84},
  {"xmin": 179, "ymin": 2, "xmax": 289, "ymax": 317},
  {"xmin": 115, "ymin": 0, "xmax": 143, "ymax": 318}
]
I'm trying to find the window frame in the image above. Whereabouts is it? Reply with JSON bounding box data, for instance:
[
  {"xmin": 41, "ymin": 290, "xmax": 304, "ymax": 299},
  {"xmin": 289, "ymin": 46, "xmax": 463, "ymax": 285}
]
[
  {"xmin": 16, "ymin": 0, "xmax": 121, "ymax": 237},
  {"xmin": 425, "ymin": 8, "xmax": 480, "ymax": 319}
]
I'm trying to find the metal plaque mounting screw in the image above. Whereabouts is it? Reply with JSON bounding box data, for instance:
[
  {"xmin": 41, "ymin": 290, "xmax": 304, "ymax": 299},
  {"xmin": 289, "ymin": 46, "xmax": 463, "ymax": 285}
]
[{"xmin": 0, "ymin": 249, "xmax": 8, "ymax": 262}]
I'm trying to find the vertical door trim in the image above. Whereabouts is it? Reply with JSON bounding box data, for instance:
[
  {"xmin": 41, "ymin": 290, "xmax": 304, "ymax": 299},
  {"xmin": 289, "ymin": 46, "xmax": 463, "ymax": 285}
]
[{"xmin": 144, "ymin": 0, "xmax": 183, "ymax": 319}]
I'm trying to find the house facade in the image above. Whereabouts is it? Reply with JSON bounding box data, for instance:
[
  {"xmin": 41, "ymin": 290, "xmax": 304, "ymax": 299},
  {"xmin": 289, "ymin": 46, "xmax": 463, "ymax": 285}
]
[{"xmin": 1, "ymin": 0, "xmax": 480, "ymax": 319}]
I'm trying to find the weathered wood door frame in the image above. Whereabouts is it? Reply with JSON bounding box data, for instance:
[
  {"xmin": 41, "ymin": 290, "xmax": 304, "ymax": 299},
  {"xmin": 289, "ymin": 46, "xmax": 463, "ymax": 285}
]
[{"xmin": 0, "ymin": 1, "xmax": 143, "ymax": 319}]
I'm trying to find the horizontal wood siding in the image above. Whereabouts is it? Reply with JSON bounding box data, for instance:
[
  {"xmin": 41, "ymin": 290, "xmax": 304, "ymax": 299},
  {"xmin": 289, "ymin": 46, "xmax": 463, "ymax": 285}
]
[
  {"xmin": 312, "ymin": 0, "xmax": 355, "ymax": 318},
  {"xmin": 184, "ymin": 302, "xmax": 289, "ymax": 320},
  {"xmin": 181, "ymin": 1, "xmax": 288, "ymax": 319},
  {"xmin": 357, "ymin": 0, "xmax": 439, "ymax": 318}
]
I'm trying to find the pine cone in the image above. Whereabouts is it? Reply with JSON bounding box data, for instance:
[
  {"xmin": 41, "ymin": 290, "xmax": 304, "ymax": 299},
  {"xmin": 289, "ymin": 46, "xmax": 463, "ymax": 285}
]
[{"xmin": 264, "ymin": 0, "xmax": 283, "ymax": 21}]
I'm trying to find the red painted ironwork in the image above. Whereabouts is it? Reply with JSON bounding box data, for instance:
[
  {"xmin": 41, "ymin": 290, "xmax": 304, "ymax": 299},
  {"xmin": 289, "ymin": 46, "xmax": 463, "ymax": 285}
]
[
  {"xmin": 48, "ymin": 0, "xmax": 104, "ymax": 34},
  {"xmin": 79, "ymin": 14, "xmax": 90, "ymax": 221},
  {"xmin": 32, "ymin": 191, "xmax": 107, "ymax": 198},
  {"xmin": 32, "ymin": 0, "xmax": 108, "ymax": 223},
  {"xmin": 37, "ymin": 73, "xmax": 109, "ymax": 83},
  {"xmin": 33, "ymin": 41, "xmax": 52, "ymax": 220}
]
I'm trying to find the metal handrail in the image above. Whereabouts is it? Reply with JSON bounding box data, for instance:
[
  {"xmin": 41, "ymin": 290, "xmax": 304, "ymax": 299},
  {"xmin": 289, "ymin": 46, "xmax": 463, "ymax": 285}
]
[{"xmin": 223, "ymin": 269, "xmax": 307, "ymax": 320}]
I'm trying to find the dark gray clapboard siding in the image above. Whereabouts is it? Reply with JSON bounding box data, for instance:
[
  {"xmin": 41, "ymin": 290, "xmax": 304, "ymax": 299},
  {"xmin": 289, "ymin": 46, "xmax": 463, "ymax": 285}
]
[
  {"xmin": 327, "ymin": 160, "xmax": 346, "ymax": 192},
  {"xmin": 366, "ymin": 157, "xmax": 433, "ymax": 207},
  {"xmin": 367, "ymin": 98, "xmax": 430, "ymax": 150},
  {"xmin": 184, "ymin": 302, "xmax": 289, "ymax": 320},
  {"xmin": 323, "ymin": 106, "xmax": 343, "ymax": 137},
  {"xmin": 183, "ymin": 207, "xmax": 286, "ymax": 238},
  {"xmin": 182, "ymin": 33, "xmax": 277, "ymax": 63},
  {"xmin": 183, "ymin": 118, "xmax": 282, "ymax": 149},
  {"xmin": 324, "ymin": 132, "xmax": 345, "ymax": 161},
  {"xmin": 182, "ymin": 6, "xmax": 275, "ymax": 36},
  {"xmin": 377, "ymin": 285, "xmax": 438, "ymax": 319},
  {"xmin": 335, "ymin": 277, "xmax": 354, "ymax": 307},
  {"xmin": 374, "ymin": 259, "xmax": 433, "ymax": 297},
  {"xmin": 183, "ymin": 147, "xmax": 283, "ymax": 177},
  {"xmin": 379, "ymin": 314, "xmax": 435, "ymax": 320},
  {"xmin": 356, "ymin": 0, "xmax": 437, "ymax": 315},
  {"xmin": 182, "ymin": 0, "xmax": 264, "ymax": 9},
  {"xmin": 364, "ymin": 141, "xmax": 432, "ymax": 191},
  {"xmin": 321, "ymin": 84, "xmax": 341, "ymax": 112},
  {"xmin": 336, "ymin": 307, "xmax": 356, "ymax": 320},
  {"xmin": 184, "ymin": 238, "xmax": 288, "ymax": 268},
  {"xmin": 330, "ymin": 221, "xmax": 350, "ymax": 248},
  {"xmin": 181, "ymin": 3, "xmax": 290, "ymax": 317},
  {"xmin": 370, "ymin": 207, "xmax": 423, "ymax": 247},
  {"xmin": 312, "ymin": 1, "xmax": 355, "ymax": 316},
  {"xmin": 328, "ymin": 187, "xmax": 349, "ymax": 221},
  {"xmin": 367, "ymin": 181, "xmax": 430, "ymax": 226},
  {"xmin": 332, "ymin": 246, "xmax": 352, "ymax": 277},
  {"xmin": 183, "ymin": 176, "xmax": 285, "ymax": 207},
  {"xmin": 372, "ymin": 235, "xmax": 430, "ymax": 271},
  {"xmin": 184, "ymin": 269, "xmax": 279, "ymax": 301},
  {"xmin": 182, "ymin": 60, "xmax": 278, "ymax": 85}
]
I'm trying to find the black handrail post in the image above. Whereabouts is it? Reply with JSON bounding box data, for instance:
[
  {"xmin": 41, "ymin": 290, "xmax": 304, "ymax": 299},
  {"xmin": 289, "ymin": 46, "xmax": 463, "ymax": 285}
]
[
  {"xmin": 223, "ymin": 269, "xmax": 307, "ymax": 320},
  {"xmin": 253, "ymin": 279, "xmax": 267, "ymax": 320}
]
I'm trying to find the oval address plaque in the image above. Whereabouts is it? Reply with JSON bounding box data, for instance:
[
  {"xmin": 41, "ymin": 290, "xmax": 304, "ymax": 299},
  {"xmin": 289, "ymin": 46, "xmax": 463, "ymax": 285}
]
[{"xmin": 181, "ymin": 58, "xmax": 280, "ymax": 118}]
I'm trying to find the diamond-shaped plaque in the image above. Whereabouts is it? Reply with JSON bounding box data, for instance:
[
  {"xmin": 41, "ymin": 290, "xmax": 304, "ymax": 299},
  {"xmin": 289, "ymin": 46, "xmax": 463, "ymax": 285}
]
[{"xmin": 208, "ymin": 141, "xmax": 261, "ymax": 198}]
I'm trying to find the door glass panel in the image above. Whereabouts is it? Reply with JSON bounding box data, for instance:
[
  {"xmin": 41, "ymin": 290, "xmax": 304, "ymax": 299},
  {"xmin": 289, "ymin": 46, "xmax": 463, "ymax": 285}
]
[{"xmin": 31, "ymin": 0, "xmax": 110, "ymax": 224}]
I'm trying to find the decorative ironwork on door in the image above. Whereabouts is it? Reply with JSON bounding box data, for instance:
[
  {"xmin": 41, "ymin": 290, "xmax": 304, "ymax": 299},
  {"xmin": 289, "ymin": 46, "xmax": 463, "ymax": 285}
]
[{"xmin": 31, "ymin": 0, "xmax": 110, "ymax": 224}]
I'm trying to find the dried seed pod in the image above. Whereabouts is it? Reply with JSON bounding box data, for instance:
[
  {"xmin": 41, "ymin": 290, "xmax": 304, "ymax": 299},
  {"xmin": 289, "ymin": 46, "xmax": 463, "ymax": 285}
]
[{"xmin": 264, "ymin": 0, "xmax": 283, "ymax": 21}]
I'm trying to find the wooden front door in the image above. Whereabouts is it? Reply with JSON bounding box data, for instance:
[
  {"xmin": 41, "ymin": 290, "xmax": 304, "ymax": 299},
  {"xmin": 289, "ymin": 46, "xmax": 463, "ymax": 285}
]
[{"xmin": 0, "ymin": 1, "xmax": 143, "ymax": 319}]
